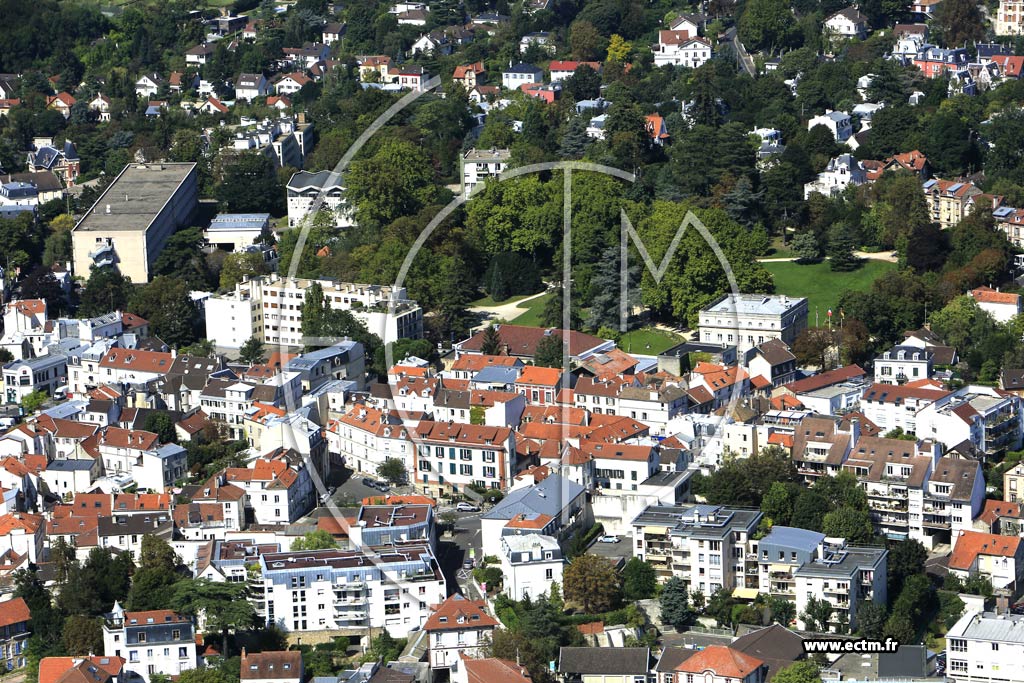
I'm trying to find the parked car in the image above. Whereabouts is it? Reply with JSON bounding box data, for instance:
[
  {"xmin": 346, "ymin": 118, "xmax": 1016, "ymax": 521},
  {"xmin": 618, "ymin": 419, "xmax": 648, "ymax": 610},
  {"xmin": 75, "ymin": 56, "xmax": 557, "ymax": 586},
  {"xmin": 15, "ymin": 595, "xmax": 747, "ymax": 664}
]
[
  {"xmin": 362, "ymin": 477, "xmax": 376, "ymax": 488},
  {"xmin": 456, "ymin": 502, "xmax": 480, "ymax": 512},
  {"xmin": 374, "ymin": 481, "xmax": 391, "ymax": 492},
  {"xmin": 598, "ymin": 535, "xmax": 621, "ymax": 544}
]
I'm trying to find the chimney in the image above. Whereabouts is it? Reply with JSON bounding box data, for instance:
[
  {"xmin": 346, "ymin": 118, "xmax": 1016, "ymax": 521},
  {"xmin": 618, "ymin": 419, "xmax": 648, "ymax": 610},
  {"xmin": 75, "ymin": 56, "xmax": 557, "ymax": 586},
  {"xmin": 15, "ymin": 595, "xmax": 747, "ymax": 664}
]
[{"xmin": 849, "ymin": 417, "xmax": 860, "ymax": 447}]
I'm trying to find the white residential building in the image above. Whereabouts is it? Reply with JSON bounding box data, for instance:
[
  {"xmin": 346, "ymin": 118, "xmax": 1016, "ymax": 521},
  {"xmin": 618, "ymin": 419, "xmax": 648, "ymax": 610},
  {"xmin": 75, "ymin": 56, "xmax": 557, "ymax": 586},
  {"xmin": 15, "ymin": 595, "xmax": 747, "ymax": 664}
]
[
  {"xmin": 461, "ymin": 148, "xmax": 510, "ymax": 195},
  {"xmin": 824, "ymin": 6, "xmax": 868, "ymax": 38},
  {"xmin": 204, "ymin": 274, "xmax": 424, "ymax": 348},
  {"xmin": 224, "ymin": 452, "xmax": 316, "ymax": 524},
  {"xmin": 996, "ymin": 0, "xmax": 1024, "ymax": 35},
  {"xmin": 807, "ymin": 110, "xmax": 854, "ymax": 143},
  {"xmin": 285, "ymin": 170, "xmax": 353, "ymax": 228},
  {"xmin": 803, "ymin": 154, "xmax": 867, "ymax": 199},
  {"xmin": 946, "ymin": 610, "xmax": 1024, "ymax": 683},
  {"xmin": 653, "ymin": 30, "xmax": 713, "ymax": 68},
  {"xmin": 860, "ymin": 382, "xmax": 951, "ymax": 434},
  {"xmin": 102, "ymin": 605, "xmax": 197, "ymax": 683},
  {"xmin": 501, "ymin": 64, "xmax": 543, "ymax": 89},
  {"xmin": 413, "ymin": 421, "xmax": 516, "ymax": 494},
  {"xmin": 329, "ymin": 406, "xmax": 412, "ymax": 475},
  {"xmin": 969, "ymin": 286, "xmax": 1022, "ymax": 323},
  {"xmin": 874, "ymin": 345, "xmax": 933, "ymax": 385},
  {"xmin": 916, "ymin": 386, "xmax": 1024, "ymax": 455},
  {"xmin": 698, "ymin": 293, "xmax": 809, "ymax": 353},
  {"xmin": 257, "ymin": 544, "xmax": 446, "ymax": 637},
  {"xmin": 500, "ymin": 534, "xmax": 564, "ymax": 600},
  {"xmin": 424, "ymin": 594, "xmax": 498, "ymax": 669}
]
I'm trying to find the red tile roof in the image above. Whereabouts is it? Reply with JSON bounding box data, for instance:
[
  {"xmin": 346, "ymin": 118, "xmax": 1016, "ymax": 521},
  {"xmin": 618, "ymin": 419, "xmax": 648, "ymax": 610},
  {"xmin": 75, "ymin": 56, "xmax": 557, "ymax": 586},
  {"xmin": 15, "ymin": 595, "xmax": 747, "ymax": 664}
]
[
  {"xmin": 970, "ymin": 286, "xmax": 1021, "ymax": 306},
  {"xmin": 950, "ymin": 530, "xmax": 1021, "ymax": 570},
  {"xmin": 98, "ymin": 348, "xmax": 174, "ymax": 373},
  {"xmin": 0, "ymin": 512, "xmax": 43, "ymax": 535},
  {"xmin": 459, "ymin": 324, "xmax": 608, "ymax": 358},
  {"xmin": 462, "ymin": 657, "xmax": 532, "ymax": 683},
  {"xmin": 423, "ymin": 594, "xmax": 498, "ymax": 631},
  {"xmin": 0, "ymin": 596, "xmax": 29, "ymax": 628},
  {"xmin": 783, "ymin": 365, "xmax": 865, "ymax": 394},
  {"xmin": 978, "ymin": 499, "xmax": 1023, "ymax": 527},
  {"xmin": 674, "ymin": 645, "xmax": 764, "ymax": 678}
]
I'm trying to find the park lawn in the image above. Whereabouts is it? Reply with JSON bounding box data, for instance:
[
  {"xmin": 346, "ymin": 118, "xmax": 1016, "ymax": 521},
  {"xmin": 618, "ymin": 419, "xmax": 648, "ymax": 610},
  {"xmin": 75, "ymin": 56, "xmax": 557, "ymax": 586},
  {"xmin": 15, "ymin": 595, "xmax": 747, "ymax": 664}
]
[
  {"xmin": 469, "ymin": 292, "xmax": 533, "ymax": 308},
  {"xmin": 510, "ymin": 292, "xmax": 554, "ymax": 326},
  {"xmin": 618, "ymin": 328, "xmax": 686, "ymax": 355},
  {"xmin": 763, "ymin": 259, "xmax": 897, "ymax": 322},
  {"xmin": 765, "ymin": 237, "xmax": 797, "ymax": 259}
]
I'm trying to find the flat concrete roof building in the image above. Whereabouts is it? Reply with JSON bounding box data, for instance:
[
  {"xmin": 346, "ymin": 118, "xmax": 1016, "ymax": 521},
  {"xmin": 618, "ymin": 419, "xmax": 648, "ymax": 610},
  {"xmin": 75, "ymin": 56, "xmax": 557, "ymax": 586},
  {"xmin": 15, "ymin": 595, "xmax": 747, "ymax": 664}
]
[{"xmin": 72, "ymin": 163, "xmax": 199, "ymax": 283}]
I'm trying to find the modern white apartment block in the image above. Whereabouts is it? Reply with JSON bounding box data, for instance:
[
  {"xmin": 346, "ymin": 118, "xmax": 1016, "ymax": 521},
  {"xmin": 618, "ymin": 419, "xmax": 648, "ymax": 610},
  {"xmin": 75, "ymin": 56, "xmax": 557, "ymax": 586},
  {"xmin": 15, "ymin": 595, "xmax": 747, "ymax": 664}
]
[
  {"xmin": 946, "ymin": 610, "xmax": 1024, "ymax": 683},
  {"xmin": 102, "ymin": 605, "xmax": 197, "ymax": 683},
  {"xmin": 916, "ymin": 385, "xmax": 1024, "ymax": 455},
  {"xmin": 285, "ymin": 170, "xmax": 353, "ymax": 228},
  {"xmin": 791, "ymin": 541, "xmax": 887, "ymax": 633},
  {"xmin": 256, "ymin": 544, "xmax": 446, "ymax": 637},
  {"xmin": 631, "ymin": 504, "xmax": 763, "ymax": 591},
  {"xmin": 698, "ymin": 294, "xmax": 808, "ymax": 353},
  {"xmin": 462, "ymin": 148, "xmax": 510, "ymax": 195},
  {"xmin": 204, "ymin": 274, "xmax": 424, "ymax": 347}
]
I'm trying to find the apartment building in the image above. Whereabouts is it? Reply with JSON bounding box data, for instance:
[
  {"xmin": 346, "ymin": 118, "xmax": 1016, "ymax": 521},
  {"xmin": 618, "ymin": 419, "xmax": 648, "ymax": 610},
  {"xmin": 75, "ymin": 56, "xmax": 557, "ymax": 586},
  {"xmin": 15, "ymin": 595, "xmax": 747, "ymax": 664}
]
[
  {"xmin": 946, "ymin": 610, "xmax": 1024, "ymax": 683},
  {"xmin": 412, "ymin": 421, "xmax": 516, "ymax": 494},
  {"xmin": 205, "ymin": 274, "xmax": 423, "ymax": 347},
  {"xmin": 224, "ymin": 452, "xmax": 315, "ymax": 524},
  {"xmin": 3, "ymin": 354, "xmax": 69, "ymax": 404},
  {"xmin": 923, "ymin": 178, "xmax": 984, "ymax": 229},
  {"xmin": 922, "ymin": 456, "xmax": 985, "ymax": 540},
  {"xmin": 790, "ymin": 416, "xmax": 857, "ymax": 483},
  {"xmin": 285, "ymin": 341, "xmax": 365, "ymax": 392},
  {"xmin": 860, "ymin": 382, "xmax": 952, "ymax": 435},
  {"xmin": 791, "ymin": 540, "xmax": 888, "ymax": 633},
  {"xmin": 1005, "ymin": 463, "xmax": 1024, "ymax": 502},
  {"xmin": 480, "ymin": 473, "xmax": 589, "ymax": 559},
  {"xmin": 256, "ymin": 544, "xmax": 446, "ymax": 637},
  {"xmin": 329, "ymin": 406, "xmax": 411, "ymax": 477},
  {"xmin": 874, "ymin": 345, "xmax": 933, "ymax": 385},
  {"xmin": 461, "ymin": 148, "xmax": 510, "ymax": 195},
  {"xmin": 424, "ymin": 594, "xmax": 498, "ymax": 669},
  {"xmin": 285, "ymin": 170, "xmax": 351, "ymax": 228},
  {"xmin": 843, "ymin": 436, "xmax": 942, "ymax": 547},
  {"xmin": 916, "ymin": 386, "xmax": 1024, "ymax": 455},
  {"xmin": 697, "ymin": 294, "xmax": 808, "ymax": 353},
  {"xmin": 582, "ymin": 441, "xmax": 658, "ymax": 494},
  {"xmin": 102, "ymin": 606, "xmax": 197, "ymax": 683},
  {"xmin": 997, "ymin": 0, "xmax": 1024, "ymax": 35},
  {"xmin": 72, "ymin": 163, "xmax": 198, "ymax": 284},
  {"xmin": 631, "ymin": 504, "xmax": 763, "ymax": 592},
  {"xmin": 347, "ymin": 503, "xmax": 434, "ymax": 549}
]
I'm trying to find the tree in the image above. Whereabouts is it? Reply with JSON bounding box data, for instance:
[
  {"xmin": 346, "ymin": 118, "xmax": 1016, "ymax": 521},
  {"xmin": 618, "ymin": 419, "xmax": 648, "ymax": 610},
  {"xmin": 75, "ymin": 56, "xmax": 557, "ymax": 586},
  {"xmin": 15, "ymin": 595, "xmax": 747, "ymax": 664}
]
[
  {"xmin": 78, "ymin": 267, "xmax": 134, "ymax": 318},
  {"xmin": 883, "ymin": 612, "xmax": 916, "ymax": 643},
  {"xmin": 128, "ymin": 276, "xmax": 199, "ymax": 348},
  {"xmin": 177, "ymin": 668, "xmax": 236, "ymax": 683},
  {"xmin": 239, "ymin": 336, "xmax": 265, "ymax": 365},
  {"xmin": 606, "ymin": 34, "xmax": 632, "ymax": 63},
  {"xmin": 933, "ymin": 0, "xmax": 985, "ymax": 47},
  {"xmin": 569, "ymin": 20, "xmax": 607, "ymax": 60},
  {"xmin": 215, "ymin": 153, "xmax": 283, "ymax": 214},
  {"xmin": 887, "ymin": 539, "xmax": 927, "ymax": 595},
  {"xmin": 219, "ymin": 251, "xmax": 270, "ymax": 290},
  {"xmin": 659, "ymin": 577, "xmax": 693, "ymax": 629},
  {"xmin": 21, "ymin": 390, "xmax": 47, "ymax": 413},
  {"xmin": 802, "ymin": 595, "xmax": 834, "ymax": 632},
  {"xmin": 792, "ymin": 232, "xmax": 822, "ymax": 264},
  {"xmin": 790, "ymin": 491, "xmax": 830, "ymax": 532},
  {"xmin": 346, "ymin": 138, "xmax": 438, "ymax": 227},
  {"xmin": 152, "ymin": 227, "xmax": 211, "ymax": 288},
  {"xmin": 291, "ymin": 530, "xmax": 338, "ymax": 551},
  {"xmin": 771, "ymin": 661, "xmax": 822, "ymax": 683},
  {"xmin": 827, "ymin": 223, "xmax": 860, "ymax": 272},
  {"xmin": 738, "ymin": 0, "xmax": 797, "ymax": 52},
  {"xmin": 857, "ymin": 601, "xmax": 888, "ymax": 640},
  {"xmin": 622, "ymin": 558, "xmax": 656, "ymax": 601},
  {"xmin": 563, "ymin": 554, "xmax": 621, "ymax": 613},
  {"xmin": 793, "ymin": 327, "xmax": 838, "ymax": 370},
  {"xmin": 20, "ymin": 265, "xmax": 66, "ymax": 315},
  {"xmin": 761, "ymin": 481, "xmax": 799, "ymax": 526},
  {"xmin": 361, "ymin": 632, "xmax": 405, "ymax": 664},
  {"xmin": 171, "ymin": 578, "xmax": 256, "ymax": 656},
  {"xmin": 480, "ymin": 324, "xmax": 502, "ymax": 356},
  {"xmin": 62, "ymin": 616, "xmax": 103, "ymax": 655},
  {"xmin": 377, "ymin": 457, "xmax": 407, "ymax": 485},
  {"xmin": 181, "ymin": 339, "xmax": 216, "ymax": 358},
  {"xmin": 767, "ymin": 595, "xmax": 796, "ymax": 626},
  {"xmin": 822, "ymin": 508, "xmax": 874, "ymax": 543},
  {"xmin": 143, "ymin": 412, "xmax": 176, "ymax": 445},
  {"xmin": 564, "ymin": 65, "xmax": 601, "ymax": 102},
  {"xmin": 533, "ymin": 334, "xmax": 563, "ymax": 369},
  {"xmin": 126, "ymin": 535, "xmax": 182, "ymax": 611}
]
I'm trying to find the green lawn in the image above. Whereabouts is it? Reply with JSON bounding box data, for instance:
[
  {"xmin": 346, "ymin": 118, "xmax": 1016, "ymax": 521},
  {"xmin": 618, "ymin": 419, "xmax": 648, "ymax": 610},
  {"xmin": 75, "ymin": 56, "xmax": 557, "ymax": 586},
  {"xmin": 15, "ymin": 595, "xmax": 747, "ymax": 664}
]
[
  {"xmin": 765, "ymin": 237, "xmax": 797, "ymax": 259},
  {"xmin": 618, "ymin": 328, "xmax": 686, "ymax": 355},
  {"xmin": 510, "ymin": 292, "xmax": 553, "ymax": 326},
  {"xmin": 763, "ymin": 259, "xmax": 897, "ymax": 321}
]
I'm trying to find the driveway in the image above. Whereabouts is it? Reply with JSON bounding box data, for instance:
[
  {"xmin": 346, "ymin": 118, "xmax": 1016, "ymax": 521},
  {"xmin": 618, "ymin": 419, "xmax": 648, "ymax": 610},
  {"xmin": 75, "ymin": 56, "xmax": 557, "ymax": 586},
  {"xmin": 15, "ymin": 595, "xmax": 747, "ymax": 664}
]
[{"xmin": 468, "ymin": 288, "xmax": 550, "ymax": 328}]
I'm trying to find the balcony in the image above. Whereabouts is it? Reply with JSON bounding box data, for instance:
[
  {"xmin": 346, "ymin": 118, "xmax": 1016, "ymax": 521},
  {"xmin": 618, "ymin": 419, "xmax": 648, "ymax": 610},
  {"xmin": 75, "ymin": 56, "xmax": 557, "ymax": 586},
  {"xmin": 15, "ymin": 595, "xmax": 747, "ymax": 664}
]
[{"xmin": 89, "ymin": 242, "xmax": 114, "ymax": 260}]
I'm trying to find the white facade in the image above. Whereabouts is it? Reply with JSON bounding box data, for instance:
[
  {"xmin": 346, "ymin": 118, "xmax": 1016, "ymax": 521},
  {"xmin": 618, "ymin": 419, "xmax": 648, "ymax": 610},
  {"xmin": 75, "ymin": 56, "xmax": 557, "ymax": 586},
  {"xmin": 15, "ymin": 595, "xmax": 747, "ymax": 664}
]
[
  {"xmin": 501, "ymin": 65, "xmax": 542, "ymax": 89},
  {"xmin": 500, "ymin": 534, "xmax": 564, "ymax": 600},
  {"xmin": 916, "ymin": 386, "xmax": 1024, "ymax": 454},
  {"xmin": 698, "ymin": 294, "xmax": 809, "ymax": 353},
  {"xmin": 102, "ymin": 606, "xmax": 198, "ymax": 683},
  {"xmin": 462, "ymin": 148, "xmax": 511, "ymax": 195},
  {"xmin": 874, "ymin": 345, "xmax": 933, "ymax": 385},
  {"xmin": 653, "ymin": 32, "xmax": 713, "ymax": 68},
  {"xmin": 807, "ymin": 110, "xmax": 854, "ymax": 143},
  {"xmin": 258, "ymin": 545, "xmax": 445, "ymax": 637},
  {"xmin": 329, "ymin": 406, "xmax": 412, "ymax": 475},
  {"xmin": 285, "ymin": 170, "xmax": 353, "ymax": 228},
  {"xmin": 804, "ymin": 154, "xmax": 868, "ymax": 199},
  {"xmin": 996, "ymin": 0, "xmax": 1024, "ymax": 34},
  {"xmin": 204, "ymin": 274, "xmax": 424, "ymax": 348},
  {"xmin": 946, "ymin": 611, "xmax": 1024, "ymax": 683}
]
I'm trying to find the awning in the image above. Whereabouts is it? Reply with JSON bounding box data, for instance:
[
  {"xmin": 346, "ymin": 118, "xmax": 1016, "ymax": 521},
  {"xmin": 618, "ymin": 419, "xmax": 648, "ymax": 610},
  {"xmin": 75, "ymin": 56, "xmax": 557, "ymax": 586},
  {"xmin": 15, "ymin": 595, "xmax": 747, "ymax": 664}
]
[
  {"xmin": 769, "ymin": 564, "xmax": 793, "ymax": 573},
  {"xmin": 732, "ymin": 587, "xmax": 760, "ymax": 600},
  {"xmin": 640, "ymin": 526, "xmax": 669, "ymax": 535}
]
